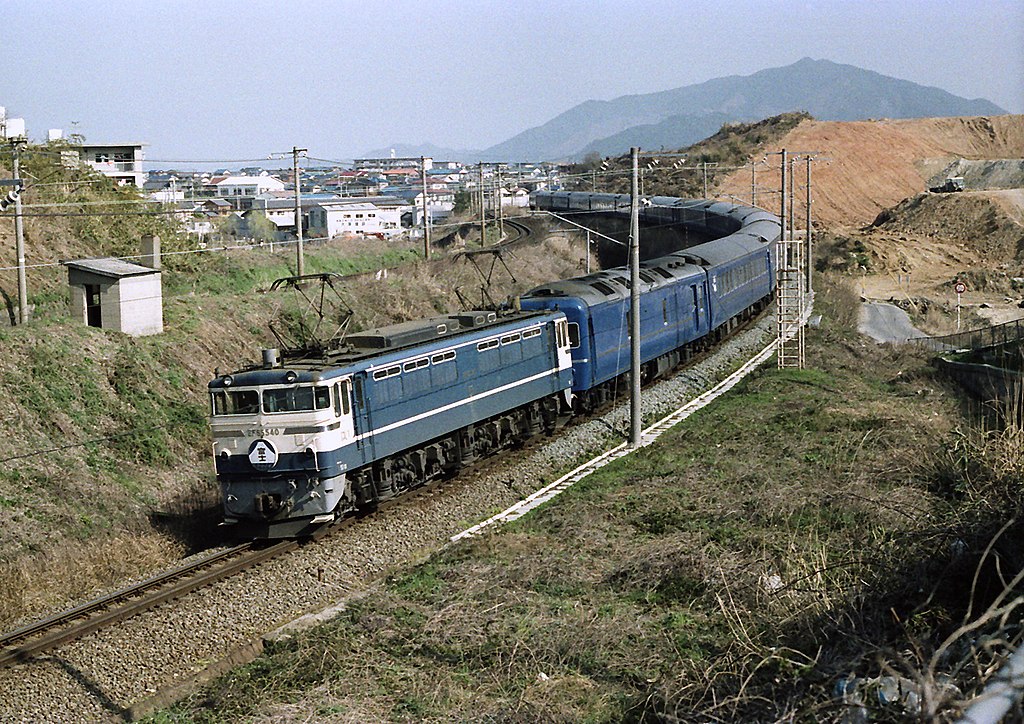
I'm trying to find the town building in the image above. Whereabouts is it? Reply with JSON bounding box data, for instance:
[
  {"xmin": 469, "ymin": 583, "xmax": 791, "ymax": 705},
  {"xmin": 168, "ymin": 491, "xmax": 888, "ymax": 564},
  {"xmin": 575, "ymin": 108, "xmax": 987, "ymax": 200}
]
[
  {"xmin": 380, "ymin": 186, "xmax": 455, "ymax": 222},
  {"xmin": 79, "ymin": 143, "xmax": 147, "ymax": 187},
  {"xmin": 307, "ymin": 199, "xmax": 405, "ymax": 238},
  {"xmin": 206, "ymin": 174, "xmax": 286, "ymax": 210}
]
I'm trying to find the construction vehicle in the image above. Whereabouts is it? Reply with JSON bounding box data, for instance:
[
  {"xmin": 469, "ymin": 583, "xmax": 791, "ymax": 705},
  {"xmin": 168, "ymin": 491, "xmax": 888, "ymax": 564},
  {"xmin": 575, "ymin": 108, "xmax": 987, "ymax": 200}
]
[{"xmin": 929, "ymin": 176, "xmax": 965, "ymax": 193}]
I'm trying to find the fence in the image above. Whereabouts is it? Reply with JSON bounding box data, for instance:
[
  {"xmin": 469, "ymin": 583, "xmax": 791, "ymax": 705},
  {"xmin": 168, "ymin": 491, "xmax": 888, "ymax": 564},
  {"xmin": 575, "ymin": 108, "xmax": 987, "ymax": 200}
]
[{"xmin": 906, "ymin": 317, "xmax": 1024, "ymax": 353}]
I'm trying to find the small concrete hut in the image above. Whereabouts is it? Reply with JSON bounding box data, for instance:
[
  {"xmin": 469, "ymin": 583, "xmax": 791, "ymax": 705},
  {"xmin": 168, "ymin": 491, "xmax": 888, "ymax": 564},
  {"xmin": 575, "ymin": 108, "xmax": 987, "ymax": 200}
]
[{"xmin": 64, "ymin": 256, "xmax": 163, "ymax": 336}]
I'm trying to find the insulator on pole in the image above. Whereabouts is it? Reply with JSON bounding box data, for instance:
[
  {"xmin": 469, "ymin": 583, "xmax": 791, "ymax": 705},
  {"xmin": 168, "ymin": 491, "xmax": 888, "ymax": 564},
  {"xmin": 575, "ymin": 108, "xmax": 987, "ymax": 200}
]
[{"xmin": 0, "ymin": 185, "xmax": 21, "ymax": 212}]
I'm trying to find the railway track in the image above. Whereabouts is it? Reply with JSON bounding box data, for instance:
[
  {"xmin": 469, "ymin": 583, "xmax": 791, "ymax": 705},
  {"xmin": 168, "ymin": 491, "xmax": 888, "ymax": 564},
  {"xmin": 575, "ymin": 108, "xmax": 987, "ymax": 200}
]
[
  {"xmin": 0, "ymin": 481, "xmax": 441, "ymax": 671},
  {"xmin": 0, "ymin": 313, "xmax": 779, "ymax": 719},
  {"xmin": 0, "ymin": 540, "xmax": 296, "ymax": 669}
]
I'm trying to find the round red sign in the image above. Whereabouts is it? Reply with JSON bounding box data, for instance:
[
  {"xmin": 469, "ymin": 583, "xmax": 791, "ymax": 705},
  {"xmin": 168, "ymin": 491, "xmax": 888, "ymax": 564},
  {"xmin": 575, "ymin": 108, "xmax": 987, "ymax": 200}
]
[{"xmin": 954, "ymin": 281, "xmax": 967, "ymax": 294}]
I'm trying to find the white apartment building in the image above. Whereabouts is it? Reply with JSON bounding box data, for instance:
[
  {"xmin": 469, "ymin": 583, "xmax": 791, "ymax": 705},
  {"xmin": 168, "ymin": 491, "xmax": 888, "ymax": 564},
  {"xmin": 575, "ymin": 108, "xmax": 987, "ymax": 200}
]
[
  {"xmin": 210, "ymin": 174, "xmax": 286, "ymax": 208},
  {"xmin": 308, "ymin": 201, "xmax": 403, "ymax": 238}
]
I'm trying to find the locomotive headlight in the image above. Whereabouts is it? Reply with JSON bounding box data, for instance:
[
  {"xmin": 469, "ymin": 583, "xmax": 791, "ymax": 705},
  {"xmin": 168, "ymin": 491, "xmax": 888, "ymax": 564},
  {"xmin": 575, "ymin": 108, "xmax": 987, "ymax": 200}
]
[
  {"xmin": 284, "ymin": 370, "xmax": 298, "ymax": 384},
  {"xmin": 222, "ymin": 375, "xmax": 234, "ymax": 387}
]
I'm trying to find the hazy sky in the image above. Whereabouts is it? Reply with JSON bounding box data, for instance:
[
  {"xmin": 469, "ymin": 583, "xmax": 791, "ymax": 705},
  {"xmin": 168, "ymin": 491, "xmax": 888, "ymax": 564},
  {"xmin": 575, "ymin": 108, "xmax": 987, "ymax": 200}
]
[{"xmin": 3, "ymin": 0, "xmax": 1022, "ymax": 164}]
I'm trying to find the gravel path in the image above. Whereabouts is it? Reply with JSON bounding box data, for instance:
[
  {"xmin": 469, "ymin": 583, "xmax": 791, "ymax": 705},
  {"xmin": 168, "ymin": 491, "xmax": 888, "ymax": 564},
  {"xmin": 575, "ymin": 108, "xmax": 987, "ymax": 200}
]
[{"xmin": 0, "ymin": 315, "xmax": 775, "ymax": 722}]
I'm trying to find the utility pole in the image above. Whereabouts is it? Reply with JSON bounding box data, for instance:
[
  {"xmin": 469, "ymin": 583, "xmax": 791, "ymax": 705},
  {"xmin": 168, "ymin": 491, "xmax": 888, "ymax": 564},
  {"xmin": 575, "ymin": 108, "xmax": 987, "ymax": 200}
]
[
  {"xmin": 585, "ymin": 229, "xmax": 591, "ymax": 274},
  {"xmin": 420, "ymin": 156, "xmax": 431, "ymax": 259},
  {"xmin": 805, "ymin": 156, "xmax": 813, "ymax": 293},
  {"xmin": 751, "ymin": 161, "xmax": 757, "ymax": 206},
  {"xmin": 788, "ymin": 156, "xmax": 796, "ymax": 244},
  {"xmin": 11, "ymin": 139, "xmax": 28, "ymax": 324},
  {"xmin": 478, "ymin": 162, "xmax": 486, "ymax": 246},
  {"xmin": 496, "ymin": 164, "xmax": 504, "ymax": 240},
  {"xmin": 629, "ymin": 147, "xmax": 641, "ymax": 447},
  {"xmin": 703, "ymin": 161, "xmax": 709, "ymax": 199},
  {"xmin": 780, "ymin": 149, "xmax": 787, "ymax": 248},
  {"xmin": 292, "ymin": 146, "xmax": 307, "ymax": 276}
]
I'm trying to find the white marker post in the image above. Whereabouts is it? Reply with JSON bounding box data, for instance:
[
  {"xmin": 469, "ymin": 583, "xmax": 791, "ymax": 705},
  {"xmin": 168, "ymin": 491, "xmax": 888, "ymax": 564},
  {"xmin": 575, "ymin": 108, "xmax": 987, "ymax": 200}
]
[{"xmin": 954, "ymin": 280, "xmax": 967, "ymax": 331}]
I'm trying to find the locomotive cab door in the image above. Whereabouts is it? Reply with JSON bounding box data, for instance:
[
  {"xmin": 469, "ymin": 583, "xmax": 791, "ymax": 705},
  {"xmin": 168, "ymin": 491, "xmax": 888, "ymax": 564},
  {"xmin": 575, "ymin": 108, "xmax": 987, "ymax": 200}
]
[
  {"xmin": 332, "ymin": 377, "xmax": 356, "ymax": 443},
  {"xmin": 351, "ymin": 373, "xmax": 373, "ymax": 465}
]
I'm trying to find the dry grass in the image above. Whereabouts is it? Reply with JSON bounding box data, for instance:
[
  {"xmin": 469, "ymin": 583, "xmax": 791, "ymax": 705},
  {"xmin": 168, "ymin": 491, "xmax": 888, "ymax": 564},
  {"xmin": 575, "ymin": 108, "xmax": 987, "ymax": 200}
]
[{"xmin": 0, "ymin": 532, "xmax": 184, "ymax": 629}]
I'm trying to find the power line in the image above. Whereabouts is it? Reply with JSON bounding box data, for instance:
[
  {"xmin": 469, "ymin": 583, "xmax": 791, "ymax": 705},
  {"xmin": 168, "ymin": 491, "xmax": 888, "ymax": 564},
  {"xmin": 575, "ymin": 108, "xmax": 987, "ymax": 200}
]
[{"xmin": 7, "ymin": 208, "xmax": 189, "ymax": 218}]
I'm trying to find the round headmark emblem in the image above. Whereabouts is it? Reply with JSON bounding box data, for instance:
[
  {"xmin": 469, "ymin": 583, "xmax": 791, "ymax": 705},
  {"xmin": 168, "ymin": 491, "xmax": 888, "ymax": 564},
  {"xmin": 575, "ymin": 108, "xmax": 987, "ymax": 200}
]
[{"xmin": 248, "ymin": 439, "xmax": 279, "ymax": 472}]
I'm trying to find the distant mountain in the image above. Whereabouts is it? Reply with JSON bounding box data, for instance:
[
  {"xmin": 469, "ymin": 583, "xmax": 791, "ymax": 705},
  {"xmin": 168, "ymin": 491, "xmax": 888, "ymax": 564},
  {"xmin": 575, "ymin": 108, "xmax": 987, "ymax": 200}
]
[
  {"xmin": 480, "ymin": 58, "xmax": 1008, "ymax": 161},
  {"xmin": 359, "ymin": 142, "xmax": 483, "ymax": 163}
]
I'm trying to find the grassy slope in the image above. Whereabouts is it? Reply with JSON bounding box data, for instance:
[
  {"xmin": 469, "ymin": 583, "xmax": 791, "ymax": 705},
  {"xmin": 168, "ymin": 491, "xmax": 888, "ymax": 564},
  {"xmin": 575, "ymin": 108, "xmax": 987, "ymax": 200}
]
[{"xmin": 156, "ymin": 275, "xmax": 1024, "ymax": 722}]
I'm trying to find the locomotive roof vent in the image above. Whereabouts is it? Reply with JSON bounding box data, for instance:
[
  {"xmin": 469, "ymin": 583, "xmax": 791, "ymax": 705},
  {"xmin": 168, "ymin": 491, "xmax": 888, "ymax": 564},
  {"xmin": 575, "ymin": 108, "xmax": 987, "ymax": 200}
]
[
  {"xmin": 262, "ymin": 348, "xmax": 280, "ymax": 369},
  {"xmin": 452, "ymin": 311, "xmax": 497, "ymax": 328}
]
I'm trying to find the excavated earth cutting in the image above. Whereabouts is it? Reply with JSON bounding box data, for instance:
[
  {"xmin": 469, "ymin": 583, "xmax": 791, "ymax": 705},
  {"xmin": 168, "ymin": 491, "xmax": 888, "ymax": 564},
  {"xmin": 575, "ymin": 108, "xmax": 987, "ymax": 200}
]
[{"xmin": 720, "ymin": 114, "xmax": 1024, "ymax": 329}]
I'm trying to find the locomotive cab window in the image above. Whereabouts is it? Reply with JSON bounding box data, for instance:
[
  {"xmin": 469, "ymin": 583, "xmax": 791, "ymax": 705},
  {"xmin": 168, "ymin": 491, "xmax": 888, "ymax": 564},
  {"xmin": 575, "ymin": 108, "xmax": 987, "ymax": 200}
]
[
  {"xmin": 334, "ymin": 380, "xmax": 351, "ymax": 416},
  {"xmin": 567, "ymin": 322, "xmax": 581, "ymax": 348},
  {"xmin": 211, "ymin": 389, "xmax": 260, "ymax": 416},
  {"xmin": 263, "ymin": 385, "xmax": 331, "ymax": 413}
]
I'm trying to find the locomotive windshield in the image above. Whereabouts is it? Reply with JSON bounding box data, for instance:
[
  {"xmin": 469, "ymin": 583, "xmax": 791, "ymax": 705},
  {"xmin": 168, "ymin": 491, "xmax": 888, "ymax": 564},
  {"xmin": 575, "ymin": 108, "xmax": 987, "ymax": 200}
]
[
  {"xmin": 211, "ymin": 389, "xmax": 260, "ymax": 415},
  {"xmin": 211, "ymin": 385, "xmax": 334, "ymax": 416},
  {"xmin": 262, "ymin": 385, "xmax": 332, "ymax": 413}
]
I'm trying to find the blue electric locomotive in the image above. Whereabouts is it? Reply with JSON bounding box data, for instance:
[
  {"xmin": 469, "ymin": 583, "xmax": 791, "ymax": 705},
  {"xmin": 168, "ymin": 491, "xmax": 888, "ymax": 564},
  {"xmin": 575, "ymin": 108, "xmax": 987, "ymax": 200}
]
[{"xmin": 209, "ymin": 309, "xmax": 574, "ymax": 537}]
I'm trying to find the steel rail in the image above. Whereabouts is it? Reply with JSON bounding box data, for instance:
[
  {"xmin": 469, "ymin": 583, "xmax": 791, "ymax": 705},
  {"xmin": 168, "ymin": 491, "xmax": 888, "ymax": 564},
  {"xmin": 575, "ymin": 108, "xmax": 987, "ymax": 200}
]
[{"xmin": 0, "ymin": 540, "xmax": 296, "ymax": 668}]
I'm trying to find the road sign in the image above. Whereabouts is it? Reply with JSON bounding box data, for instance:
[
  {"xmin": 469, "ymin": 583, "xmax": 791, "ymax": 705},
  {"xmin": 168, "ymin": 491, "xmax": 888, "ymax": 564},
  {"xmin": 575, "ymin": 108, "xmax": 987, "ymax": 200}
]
[{"xmin": 954, "ymin": 281, "xmax": 967, "ymax": 295}]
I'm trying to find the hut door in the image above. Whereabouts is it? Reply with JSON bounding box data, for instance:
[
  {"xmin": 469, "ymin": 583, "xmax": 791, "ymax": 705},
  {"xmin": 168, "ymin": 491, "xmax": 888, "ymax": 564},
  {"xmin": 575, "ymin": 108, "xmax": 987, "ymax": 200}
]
[{"xmin": 85, "ymin": 284, "xmax": 102, "ymax": 327}]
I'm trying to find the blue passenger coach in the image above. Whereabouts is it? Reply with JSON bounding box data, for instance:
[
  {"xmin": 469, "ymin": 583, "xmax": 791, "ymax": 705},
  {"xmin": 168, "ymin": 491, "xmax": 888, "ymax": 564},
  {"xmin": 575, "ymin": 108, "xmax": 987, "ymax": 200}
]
[{"xmin": 524, "ymin": 191, "xmax": 778, "ymax": 411}]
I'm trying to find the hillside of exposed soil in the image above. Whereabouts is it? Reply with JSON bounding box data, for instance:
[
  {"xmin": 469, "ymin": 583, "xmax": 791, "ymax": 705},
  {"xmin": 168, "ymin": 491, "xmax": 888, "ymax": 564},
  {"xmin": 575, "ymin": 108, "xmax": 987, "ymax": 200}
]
[
  {"xmin": 716, "ymin": 115, "xmax": 1024, "ymax": 330},
  {"xmin": 719, "ymin": 114, "xmax": 1024, "ymax": 228}
]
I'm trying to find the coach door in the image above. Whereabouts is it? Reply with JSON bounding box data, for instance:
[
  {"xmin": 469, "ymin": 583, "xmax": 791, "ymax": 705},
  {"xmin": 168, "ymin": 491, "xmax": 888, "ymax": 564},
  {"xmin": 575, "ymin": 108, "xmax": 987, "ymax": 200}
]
[{"xmin": 691, "ymin": 284, "xmax": 703, "ymax": 330}]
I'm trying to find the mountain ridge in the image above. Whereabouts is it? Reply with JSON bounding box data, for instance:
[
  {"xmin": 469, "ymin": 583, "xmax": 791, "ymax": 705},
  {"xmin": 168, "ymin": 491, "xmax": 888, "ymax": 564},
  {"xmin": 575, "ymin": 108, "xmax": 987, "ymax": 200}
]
[{"xmin": 367, "ymin": 58, "xmax": 1007, "ymax": 163}]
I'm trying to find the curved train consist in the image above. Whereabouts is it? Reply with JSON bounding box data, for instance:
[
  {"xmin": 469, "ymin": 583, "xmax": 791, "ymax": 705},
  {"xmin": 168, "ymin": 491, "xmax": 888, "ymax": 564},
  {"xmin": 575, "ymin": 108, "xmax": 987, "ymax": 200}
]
[{"xmin": 208, "ymin": 191, "xmax": 781, "ymax": 537}]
